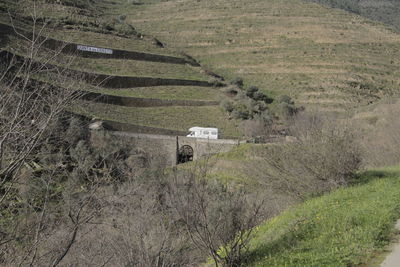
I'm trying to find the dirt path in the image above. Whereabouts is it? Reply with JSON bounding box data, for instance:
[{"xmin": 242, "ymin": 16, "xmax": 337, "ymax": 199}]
[{"xmin": 381, "ymin": 220, "xmax": 400, "ymax": 266}]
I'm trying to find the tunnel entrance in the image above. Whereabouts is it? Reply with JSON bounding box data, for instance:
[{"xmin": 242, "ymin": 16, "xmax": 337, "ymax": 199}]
[{"xmin": 178, "ymin": 145, "xmax": 194, "ymax": 164}]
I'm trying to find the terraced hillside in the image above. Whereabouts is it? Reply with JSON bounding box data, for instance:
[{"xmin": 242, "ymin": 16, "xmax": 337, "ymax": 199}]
[
  {"xmin": 121, "ymin": 0, "xmax": 400, "ymax": 114},
  {"xmin": 3, "ymin": 0, "xmax": 400, "ymax": 136},
  {"xmin": 0, "ymin": 14, "xmax": 240, "ymax": 138}
]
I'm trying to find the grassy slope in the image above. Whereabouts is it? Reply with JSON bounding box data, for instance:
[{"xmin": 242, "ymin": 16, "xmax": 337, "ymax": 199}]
[
  {"xmin": 75, "ymin": 101, "xmax": 240, "ymax": 137},
  {"xmin": 31, "ymin": 72, "xmax": 222, "ymax": 101},
  {"xmin": 200, "ymin": 145, "xmax": 400, "ymax": 265},
  {"xmin": 92, "ymin": 86, "xmax": 221, "ymax": 101},
  {"xmin": 1, "ymin": 1, "xmax": 241, "ymax": 136},
  {"xmin": 67, "ymin": 57, "xmax": 208, "ymax": 80},
  {"xmin": 123, "ymin": 0, "xmax": 400, "ymax": 113},
  {"xmin": 206, "ymin": 144, "xmax": 270, "ymax": 186},
  {"xmin": 245, "ymin": 165, "xmax": 400, "ymax": 266},
  {"xmin": 6, "ymin": 35, "xmax": 207, "ymax": 80}
]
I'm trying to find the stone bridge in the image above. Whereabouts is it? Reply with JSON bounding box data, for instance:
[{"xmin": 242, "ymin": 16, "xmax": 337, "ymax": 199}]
[{"xmin": 90, "ymin": 130, "xmax": 243, "ymax": 166}]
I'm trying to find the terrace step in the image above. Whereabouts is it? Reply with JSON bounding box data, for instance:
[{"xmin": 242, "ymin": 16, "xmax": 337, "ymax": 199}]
[
  {"xmin": 0, "ymin": 22, "xmax": 198, "ymax": 66},
  {"xmin": 0, "ymin": 50, "xmax": 212, "ymax": 88},
  {"xmin": 81, "ymin": 91, "xmax": 219, "ymax": 107}
]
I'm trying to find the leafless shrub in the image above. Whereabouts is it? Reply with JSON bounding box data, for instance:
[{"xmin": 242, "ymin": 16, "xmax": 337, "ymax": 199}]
[
  {"xmin": 0, "ymin": 14, "xmax": 87, "ymax": 266},
  {"xmin": 275, "ymin": 95, "xmax": 299, "ymax": 121},
  {"xmin": 0, "ymin": 18, "xmax": 83, "ymax": 202},
  {"xmin": 39, "ymin": 170, "xmax": 198, "ymax": 267},
  {"xmin": 0, "ymin": 160, "xmax": 105, "ymax": 266},
  {"xmin": 239, "ymin": 118, "xmax": 274, "ymax": 140},
  {"xmin": 105, "ymin": 175, "xmax": 194, "ymax": 267},
  {"xmin": 167, "ymin": 161, "xmax": 266, "ymax": 267},
  {"xmin": 260, "ymin": 112, "xmax": 362, "ymax": 198},
  {"xmin": 220, "ymin": 99, "xmax": 235, "ymax": 113},
  {"xmin": 360, "ymin": 100, "xmax": 400, "ymax": 167}
]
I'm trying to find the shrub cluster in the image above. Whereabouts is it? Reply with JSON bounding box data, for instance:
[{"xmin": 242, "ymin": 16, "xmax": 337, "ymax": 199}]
[
  {"xmin": 262, "ymin": 112, "xmax": 362, "ymax": 196},
  {"xmin": 220, "ymin": 78, "xmax": 273, "ymax": 123},
  {"xmin": 276, "ymin": 94, "xmax": 299, "ymax": 120}
]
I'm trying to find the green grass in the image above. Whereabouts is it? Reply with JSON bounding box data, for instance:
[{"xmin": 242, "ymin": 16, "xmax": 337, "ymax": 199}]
[
  {"xmin": 67, "ymin": 57, "xmax": 208, "ymax": 80},
  {"xmin": 30, "ymin": 72, "xmax": 220, "ymax": 101},
  {"xmin": 74, "ymin": 101, "xmax": 240, "ymax": 137},
  {"xmin": 176, "ymin": 144, "xmax": 268, "ymax": 187},
  {"xmin": 92, "ymin": 86, "xmax": 221, "ymax": 101},
  {"xmin": 244, "ymin": 165, "xmax": 400, "ymax": 267},
  {"xmin": 212, "ymin": 143, "xmax": 256, "ymax": 161}
]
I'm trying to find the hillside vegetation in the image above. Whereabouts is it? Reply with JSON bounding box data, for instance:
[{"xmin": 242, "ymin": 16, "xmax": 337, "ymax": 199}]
[
  {"xmin": 244, "ymin": 165, "xmax": 400, "ymax": 266},
  {"xmin": 4, "ymin": 0, "xmax": 400, "ymax": 135},
  {"xmin": 2, "ymin": 1, "xmax": 400, "ymax": 265},
  {"xmin": 125, "ymin": 0, "xmax": 400, "ymax": 114},
  {"xmin": 0, "ymin": 0, "xmax": 242, "ymax": 137}
]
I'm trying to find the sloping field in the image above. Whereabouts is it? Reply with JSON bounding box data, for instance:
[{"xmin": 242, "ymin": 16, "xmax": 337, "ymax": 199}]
[
  {"xmin": 0, "ymin": 2, "xmax": 240, "ymax": 137},
  {"xmin": 30, "ymin": 73, "xmax": 222, "ymax": 101},
  {"xmin": 66, "ymin": 57, "xmax": 207, "ymax": 80},
  {"xmin": 74, "ymin": 101, "xmax": 240, "ymax": 138},
  {"xmin": 201, "ymin": 148, "xmax": 400, "ymax": 266},
  {"xmin": 123, "ymin": 0, "xmax": 400, "ymax": 113},
  {"xmin": 5, "ymin": 34, "xmax": 205, "ymax": 80},
  {"xmin": 245, "ymin": 166, "xmax": 400, "ymax": 266},
  {"xmin": 92, "ymin": 86, "xmax": 221, "ymax": 101}
]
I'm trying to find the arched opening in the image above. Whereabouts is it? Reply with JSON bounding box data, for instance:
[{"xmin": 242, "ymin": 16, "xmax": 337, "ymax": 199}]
[{"xmin": 178, "ymin": 145, "xmax": 194, "ymax": 164}]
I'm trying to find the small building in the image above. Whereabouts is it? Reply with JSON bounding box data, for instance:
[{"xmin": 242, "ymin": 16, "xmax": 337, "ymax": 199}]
[{"xmin": 186, "ymin": 127, "xmax": 218, "ymax": 139}]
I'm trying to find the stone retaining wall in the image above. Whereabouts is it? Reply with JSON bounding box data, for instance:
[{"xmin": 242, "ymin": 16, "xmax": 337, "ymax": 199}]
[
  {"xmin": 81, "ymin": 91, "xmax": 219, "ymax": 107},
  {"xmin": 0, "ymin": 50, "xmax": 212, "ymax": 88},
  {"xmin": 90, "ymin": 74, "xmax": 212, "ymax": 88},
  {"xmin": 13, "ymin": 76, "xmax": 218, "ymax": 107}
]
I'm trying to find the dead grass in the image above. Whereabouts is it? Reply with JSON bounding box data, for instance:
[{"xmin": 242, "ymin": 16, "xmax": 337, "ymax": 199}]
[{"xmin": 121, "ymin": 0, "xmax": 400, "ymax": 113}]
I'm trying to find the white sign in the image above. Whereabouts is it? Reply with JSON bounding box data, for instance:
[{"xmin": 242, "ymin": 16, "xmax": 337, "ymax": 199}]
[
  {"xmin": 187, "ymin": 127, "xmax": 218, "ymax": 139},
  {"xmin": 77, "ymin": 45, "xmax": 113, "ymax": 55}
]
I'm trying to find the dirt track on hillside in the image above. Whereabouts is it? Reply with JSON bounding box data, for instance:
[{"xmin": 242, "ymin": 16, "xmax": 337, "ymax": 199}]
[{"xmin": 381, "ymin": 220, "xmax": 400, "ymax": 266}]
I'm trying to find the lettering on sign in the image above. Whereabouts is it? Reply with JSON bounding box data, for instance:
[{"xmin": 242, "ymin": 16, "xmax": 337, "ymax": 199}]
[{"xmin": 77, "ymin": 45, "xmax": 113, "ymax": 55}]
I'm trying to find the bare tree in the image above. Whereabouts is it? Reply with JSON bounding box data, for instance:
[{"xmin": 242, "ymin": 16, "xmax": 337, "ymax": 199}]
[
  {"xmin": 167, "ymin": 160, "xmax": 266, "ymax": 267},
  {"xmin": 0, "ymin": 9, "xmax": 87, "ymax": 265},
  {"xmin": 360, "ymin": 99, "xmax": 400, "ymax": 167},
  {"xmin": 104, "ymin": 175, "xmax": 194, "ymax": 267},
  {"xmin": 0, "ymin": 16, "xmax": 83, "ymax": 203},
  {"xmin": 260, "ymin": 112, "xmax": 362, "ymax": 198}
]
